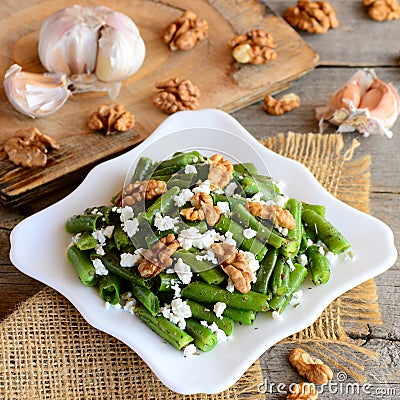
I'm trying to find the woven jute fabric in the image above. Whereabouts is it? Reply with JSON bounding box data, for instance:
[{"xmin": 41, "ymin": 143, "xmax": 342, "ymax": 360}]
[{"xmin": 0, "ymin": 132, "xmax": 380, "ymax": 399}]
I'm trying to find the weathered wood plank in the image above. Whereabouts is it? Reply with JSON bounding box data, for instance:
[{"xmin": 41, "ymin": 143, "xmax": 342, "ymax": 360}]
[{"xmin": 267, "ymin": 0, "xmax": 400, "ymax": 67}]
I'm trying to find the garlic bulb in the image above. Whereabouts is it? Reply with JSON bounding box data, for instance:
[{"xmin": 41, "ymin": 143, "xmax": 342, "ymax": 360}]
[
  {"xmin": 39, "ymin": 5, "xmax": 145, "ymax": 88},
  {"xmin": 3, "ymin": 64, "xmax": 71, "ymax": 118}
]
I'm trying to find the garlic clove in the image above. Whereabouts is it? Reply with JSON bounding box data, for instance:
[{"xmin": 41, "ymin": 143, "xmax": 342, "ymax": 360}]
[
  {"xmin": 359, "ymin": 78, "xmax": 400, "ymax": 128},
  {"xmin": 3, "ymin": 64, "xmax": 71, "ymax": 118},
  {"xmin": 327, "ymin": 81, "xmax": 362, "ymax": 111},
  {"xmin": 94, "ymin": 7, "xmax": 146, "ymax": 82}
]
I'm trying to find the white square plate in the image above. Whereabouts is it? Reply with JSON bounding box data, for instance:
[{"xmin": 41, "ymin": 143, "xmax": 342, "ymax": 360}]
[{"xmin": 10, "ymin": 109, "xmax": 397, "ymax": 394}]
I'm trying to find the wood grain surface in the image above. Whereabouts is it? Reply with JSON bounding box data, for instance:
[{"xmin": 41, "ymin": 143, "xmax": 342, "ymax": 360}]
[
  {"xmin": 0, "ymin": 0, "xmax": 317, "ymax": 207},
  {"xmin": 1, "ymin": 1, "xmax": 399, "ymax": 399}
]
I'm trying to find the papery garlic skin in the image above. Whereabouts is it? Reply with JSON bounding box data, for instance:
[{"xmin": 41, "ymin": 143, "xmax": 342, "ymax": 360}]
[
  {"xmin": 3, "ymin": 64, "xmax": 71, "ymax": 118},
  {"xmin": 38, "ymin": 5, "xmax": 145, "ymax": 86}
]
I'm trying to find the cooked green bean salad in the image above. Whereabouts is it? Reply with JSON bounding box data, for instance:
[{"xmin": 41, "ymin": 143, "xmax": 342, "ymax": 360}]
[{"xmin": 65, "ymin": 151, "xmax": 352, "ymax": 356}]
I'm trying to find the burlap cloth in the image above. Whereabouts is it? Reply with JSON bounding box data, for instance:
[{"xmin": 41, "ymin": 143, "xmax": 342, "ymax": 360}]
[{"xmin": 0, "ymin": 132, "xmax": 381, "ymax": 399}]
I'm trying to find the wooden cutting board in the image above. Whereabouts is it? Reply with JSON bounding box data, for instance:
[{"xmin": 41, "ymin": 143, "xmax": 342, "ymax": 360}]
[{"xmin": 0, "ymin": 0, "xmax": 318, "ymax": 207}]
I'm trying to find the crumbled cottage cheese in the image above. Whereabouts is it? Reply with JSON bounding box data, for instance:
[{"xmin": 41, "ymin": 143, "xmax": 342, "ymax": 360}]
[
  {"xmin": 92, "ymin": 258, "xmax": 108, "ymax": 276},
  {"xmin": 177, "ymin": 227, "xmax": 218, "ymax": 250},
  {"xmin": 154, "ymin": 212, "xmax": 179, "ymax": 231},
  {"xmin": 325, "ymin": 251, "xmax": 337, "ymax": 266},
  {"xmin": 192, "ymin": 179, "xmax": 211, "ymax": 194},
  {"xmin": 239, "ymin": 251, "xmax": 260, "ymax": 282},
  {"xmin": 272, "ymin": 311, "xmax": 283, "ymax": 321},
  {"xmin": 195, "ymin": 249, "xmax": 218, "ymax": 265},
  {"xmin": 184, "ymin": 164, "xmax": 197, "ymax": 174},
  {"xmin": 174, "ymin": 258, "xmax": 193, "ymax": 284},
  {"xmin": 298, "ymin": 253, "xmax": 308, "ymax": 266},
  {"xmin": 213, "ymin": 302, "xmax": 226, "ymax": 319},
  {"xmin": 243, "ymin": 228, "xmax": 257, "ymax": 239},
  {"xmin": 123, "ymin": 218, "xmax": 139, "ymax": 237},
  {"xmin": 221, "ymin": 231, "xmax": 237, "ymax": 247},
  {"xmin": 174, "ymin": 188, "xmax": 194, "ymax": 207},
  {"xmin": 289, "ymin": 290, "xmax": 303, "ymax": 307},
  {"xmin": 161, "ymin": 298, "xmax": 192, "ymax": 330},
  {"xmin": 216, "ymin": 201, "xmax": 231, "ymax": 216},
  {"xmin": 120, "ymin": 250, "xmax": 142, "ymax": 267},
  {"xmin": 286, "ymin": 258, "xmax": 296, "ymax": 272},
  {"xmin": 226, "ymin": 279, "xmax": 235, "ymax": 293},
  {"xmin": 183, "ymin": 344, "xmax": 197, "ymax": 357}
]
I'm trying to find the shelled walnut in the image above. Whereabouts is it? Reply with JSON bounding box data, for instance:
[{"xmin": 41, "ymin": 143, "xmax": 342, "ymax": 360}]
[
  {"xmin": 153, "ymin": 77, "xmax": 201, "ymax": 114},
  {"xmin": 212, "ymin": 243, "xmax": 253, "ymax": 293},
  {"xmin": 3, "ymin": 127, "xmax": 59, "ymax": 168},
  {"xmin": 181, "ymin": 192, "xmax": 221, "ymax": 226},
  {"xmin": 228, "ymin": 29, "xmax": 277, "ymax": 65},
  {"xmin": 264, "ymin": 93, "xmax": 301, "ymax": 115},
  {"xmin": 138, "ymin": 234, "xmax": 180, "ymax": 278},
  {"xmin": 114, "ymin": 180, "xmax": 167, "ymax": 207},
  {"xmin": 246, "ymin": 202, "xmax": 295, "ymax": 229},
  {"xmin": 363, "ymin": 0, "xmax": 400, "ymax": 21},
  {"xmin": 286, "ymin": 382, "xmax": 318, "ymax": 400},
  {"xmin": 207, "ymin": 153, "xmax": 233, "ymax": 189},
  {"xmin": 284, "ymin": 1, "xmax": 339, "ymax": 34},
  {"xmin": 161, "ymin": 10, "xmax": 209, "ymax": 51},
  {"xmin": 88, "ymin": 104, "xmax": 135, "ymax": 135},
  {"xmin": 289, "ymin": 348, "xmax": 333, "ymax": 384}
]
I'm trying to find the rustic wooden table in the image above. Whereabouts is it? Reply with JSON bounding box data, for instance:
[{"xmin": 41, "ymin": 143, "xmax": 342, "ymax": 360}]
[{"xmin": 0, "ymin": 1, "xmax": 399, "ymax": 398}]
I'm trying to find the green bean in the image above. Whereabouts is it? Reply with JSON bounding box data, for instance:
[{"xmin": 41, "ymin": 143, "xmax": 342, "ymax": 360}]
[
  {"xmin": 185, "ymin": 299, "xmax": 234, "ymax": 335},
  {"xmin": 98, "ymin": 274, "xmax": 121, "ymax": 305},
  {"xmin": 271, "ymin": 258, "xmax": 290, "ymax": 296},
  {"xmin": 154, "ymin": 151, "xmax": 203, "ymax": 174},
  {"xmin": 252, "ymin": 247, "xmax": 278, "ymax": 294},
  {"xmin": 129, "ymin": 282, "xmax": 160, "ymax": 316},
  {"xmin": 112, "ymin": 224, "xmax": 131, "ymax": 250},
  {"xmin": 302, "ymin": 202, "xmax": 326, "ymax": 217},
  {"xmin": 134, "ymin": 305, "xmax": 193, "ymax": 350},
  {"xmin": 233, "ymin": 162, "xmax": 258, "ymax": 176},
  {"xmin": 302, "ymin": 209, "xmax": 351, "ymax": 254},
  {"xmin": 65, "ymin": 214, "xmax": 102, "ymax": 234},
  {"xmin": 241, "ymin": 176, "xmax": 279, "ymax": 200},
  {"xmin": 222, "ymin": 307, "xmax": 257, "ymax": 325},
  {"xmin": 96, "ymin": 252, "xmax": 152, "ymax": 288},
  {"xmin": 85, "ymin": 206, "xmax": 119, "ymax": 225},
  {"xmin": 214, "ymin": 214, "xmax": 267, "ymax": 256},
  {"xmin": 306, "ymin": 245, "xmax": 330, "ymax": 285},
  {"xmin": 67, "ymin": 245, "xmax": 97, "ymax": 286},
  {"xmin": 76, "ymin": 231, "xmax": 97, "ymax": 250},
  {"xmin": 174, "ymin": 249, "xmax": 226, "ymax": 285},
  {"xmin": 256, "ymin": 245, "xmax": 268, "ymax": 262},
  {"xmin": 156, "ymin": 272, "xmax": 181, "ymax": 292},
  {"xmin": 145, "ymin": 186, "xmax": 180, "ymax": 224},
  {"xmin": 131, "ymin": 157, "xmax": 153, "ymax": 182},
  {"xmin": 232, "ymin": 204, "xmax": 285, "ymax": 249},
  {"xmin": 184, "ymin": 318, "xmax": 217, "ymax": 352},
  {"xmin": 280, "ymin": 198, "xmax": 302, "ymax": 257},
  {"xmin": 269, "ymin": 262, "xmax": 308, "ymax": 312},
  {"xmin": 181, "ymin": 281, "xmax": 269, "ymax": 312}
]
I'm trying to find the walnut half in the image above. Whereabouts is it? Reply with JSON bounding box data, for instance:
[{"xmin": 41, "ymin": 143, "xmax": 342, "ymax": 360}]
[
  {"xmin": 4, "ymin": 127, "xmax": 59, "ymax": 168},
  {"xmin": 153, "ymin": 77, "xmax": 201, "ymax": 114},
  {"xmin": 363, "ymin": 0, "xmax": 400, "ymax": 21},
  {"xmin": 88, "ymin": 104, "xmax": 135, "ymax": 135},
  {"xmin": 114, "ymin": 180, "xmax": 167, "ymax": 207},
  {"xmin": 289, "ymin": 348, "xmax": 333, "ymax": 384},
  {"xmin": 246, "ymin": 202, "xmax": 295, "ymax": 229},
  {"xmin": 229, "ymin": 29, "xmax": 277, "ymax": 65},
  {"xmin": 284, "ymin": 1, "xmax": 339, "ymax": 34},
  {"xmin": 264, "ymin": 93, "xmax": 301, "ymax": 115}
]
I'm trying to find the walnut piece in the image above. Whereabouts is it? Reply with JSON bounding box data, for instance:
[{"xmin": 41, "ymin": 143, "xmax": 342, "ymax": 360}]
[
  {"xmin": 289, "ymin": 348, "xmax": 333, "ymax": 385},
  {"xmin": 207, "ymin": 153, "xmax": 233, "ymax": 189},
  {"xmin": 161, "ymin": 10, "xmax": 209, "ymax": 51},
  {"xmin": 153, "ymin": 77, "xmax": 201, "ymax": 114},
  {"xmin": 88, "ymin": 104, "xmax": 135, "ymax": 135},
  {"xmin": 228, "ymin": 29, "xmax": 277, "ymax": 65},
  {"xmin": 246, "ymin": 202, "xmax": 295, "ymax": 229},
  {"xmin": 138, "ymin": 234, "xmax": 180, "ymax": 278},
  {"xmin": 4, "ymin": 127, "xmax": 59, "ymax": 168},
  {"xmin": 284, "ymin": 1, "xmax": 339, "ymax": 34},
  {"xmin": 212, "ymin": 243, "xmax": 253, "ymax": 293},
  {"xmin": 181, "ymin": 192, "xmax": 221, "ymax": 226},
  {"xmin": 286, "ymin": 382, "xmax": 318, "ymax": 400},
  {"xmin": 264, "ymin": 93, "xmax": 301, "ymax": 115},
  {"xmin": 114, "ymin": 180, "xmax": 167, "ymax": 207},
  {"xmin": 363, "ymin": 0, "xmax": 400, "ymax": 21}
]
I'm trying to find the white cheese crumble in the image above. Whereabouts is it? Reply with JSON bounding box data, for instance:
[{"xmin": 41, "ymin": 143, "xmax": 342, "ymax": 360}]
[
  {"xmin": 222, "ymin": 231, "xmax": 237, "ymax": 247},
  {"xmin": 344, "ymin": 249, "xmax": 356, "ymax": 262},
  {"xmin": 195, "ymin": 249, "xmax": 218, "ymax": 265},
  {"xmin": 105, "ymin": 301, "xmax": 122, "ymax": 310},
  {"xmin": 70, "ymin": 232, "xmax": 82, "ymax": 245},
  {"xmin": 243, "ymin": 228, "xmax": 257, "ymax": 239},
  {"xmin": 92, "ymin": 258, "xmax": 108, "ymax": 276},
  {"xmin": 306, "ymin": 238, "xmax": 314, "ymax": 248},
  {"xmin": 216, "ymin": 201, "xmax": 231, "ymax": 216},
  {"xmin": 213, "ymin": 302, "xmax": 226, "ymax": 319},
  {"xmin": 123, "ymin": 299, "xmax": 137, "ymax": 314},
  {"xmin": 298, "ymin": 253, "xmax": 308, "ymax": 266},
  {"xmin": 184, "ymin": 164, "xmax": 197, "ymax": 174},
  {"xmin": 274, "ymin": 194, "xmax": 289, "ymax": 208},
  {"xmin": 192, "ymin": 179, "xmax": 211, "ymax": 194},
  {"xmin": 277, "ymin": 226, "xmax": 289, "ymax": 236},
  {"xmin": 122, "ymin": 218, "xmax": 139, "ymax": 237},
  {"xmin": 249, "ymin": 192, "xmax": 264, "ymax": 203},
  {"xmin": 91, "ymin": 208, "xmax": 103, "ymax": 216},
  {"xmin": 174, "ymin": 188, "xmax": 194, "ymax": 207},
  {"xmin": 325, "ymin": 251, "xmax": 337, "ymax": 266},
  {"xmin": 289, "ymin": 290, "xmax": 303, "ymax": 307},
  {"xmin": 226, "ymin": 279, "xmax": 235, "ymax": 293},
  {"xmin": 174, "ymin": 258, "xmax": 193, "ymax": 284},
  {"xmin": 177, "ymin": 227, "xmax": 218, "ymax": 250},
  {"xmin": 239, "ymin": 251, "xmax": 260, "ymax": 282},
  {"xmin": 119, "ymin": 205, "xmax": 134, "ymax": 221},
  {"xmin": 120, "ymin": 251, "xmax": 142, "ymax": 267},
  {"xmin": 102, "ymin": 225, "xmax": 114, "ymax": 238},
  {"xmin": 92, "ymin": 229, "xmax": 107, "ymax": 245},
  {"xmin": 154, "ymin": 212, "xmax": 179, "ymax": 232},
  {"xmin": 171, "ymin": 283, "xmax": 182, "ymax": 298},
  {"xmin": 161, "ymin": 298, "xmax": 192, "ymax": 330},
  {"xmin": 95, "ymin": 244, "xmax": 105, "ymax": 256},
  {"xmin": 272, "ymin": 311, "xmax": 283, "ymax": 321},
  {"xmin": 183, "ymin": 344, "xmax": 197, "ymax": 357},
  {"xmin": 287, "ymin": 258, "xmax": 296, "ymax": 272},
  {"xmin": 224, "ymin": 182, "xmax": 237, "ymax": 197}
]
